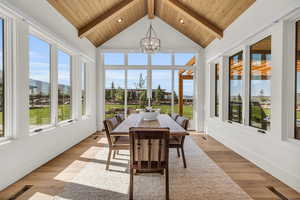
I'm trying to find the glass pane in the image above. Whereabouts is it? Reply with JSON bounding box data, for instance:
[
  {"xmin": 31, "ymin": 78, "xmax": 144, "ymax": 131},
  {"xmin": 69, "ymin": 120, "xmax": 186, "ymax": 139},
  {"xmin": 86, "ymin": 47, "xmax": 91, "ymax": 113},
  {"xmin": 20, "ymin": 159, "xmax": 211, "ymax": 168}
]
[
  {"xmin": 58, "ymin": 50, "xmax": 72, "ymax": 122},
  {"xmin": 104, "ymin": 53, "xmax": 124, "ymax": 65},
  {"xmin": 105, "ymin": 70, "xmax": 125, "ymax": 118},
  {"xmin": 250, "ymin": 36, "xmax": 271, "ymax": 131},
  {"xmin": 229, "ymin": 51, "xmax": 243, "ymax": 123},
  {"xmin": 175, "ymin": 53, "xmax": 195, "ymax": 65},
  {"xmin": 151, "ymin": 53, "xmax": 171, "ymax": 65},
  {"xmin": 215, "ymin": 64, "xmax": 220, "ymax": 117},
  {"xmin": 0, "ymin": 19, "xmax": 4, "ymax": 136},
  {"xmin": 151, "ymin": 70, "xmax": 172, "ymax": 114},
  {"xmin": 296, "ymin": 22, "xmax": 300, "ymax": 139},
  {"xmin": 128, "ymin": 53, "xmax": 147, "ymax": 65},
  {"xmin": 174, "ymin": 70, "xmax": 194, "ymax": 120},
  {"xmin": 127, "ymin": 70, "xmax": 148, "ymax": 114},
  {"xmin": 81, "ymin": 63, "xmax": 87, "ymax": 116},
  {"xmin": 29, "ymin": 35, "xmax": 51, "ymax": 129}
]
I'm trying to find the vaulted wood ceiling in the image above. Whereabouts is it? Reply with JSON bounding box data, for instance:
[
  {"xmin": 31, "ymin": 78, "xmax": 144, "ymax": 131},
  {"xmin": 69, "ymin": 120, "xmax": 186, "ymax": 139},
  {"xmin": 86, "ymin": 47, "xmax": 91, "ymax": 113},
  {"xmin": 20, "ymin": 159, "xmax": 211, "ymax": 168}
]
[{"xmin": 47, "ymin": 0, "xmax": 255, "ymax": 47}]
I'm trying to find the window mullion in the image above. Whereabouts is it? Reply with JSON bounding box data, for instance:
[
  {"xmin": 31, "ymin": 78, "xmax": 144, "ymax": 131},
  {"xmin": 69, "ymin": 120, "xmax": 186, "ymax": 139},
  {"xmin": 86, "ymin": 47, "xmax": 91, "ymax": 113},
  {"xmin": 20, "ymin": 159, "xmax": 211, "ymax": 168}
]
[
  {"xmin": 51, "ymin": 46, "xmax": 58, "ymax": 126},
  {"xmin": 243, "ymin": 45, "xmax": 250, "ymax": 125},
  {"xmin": 124, "ymin": 53, "xmax": 128, "ymax": 117}
]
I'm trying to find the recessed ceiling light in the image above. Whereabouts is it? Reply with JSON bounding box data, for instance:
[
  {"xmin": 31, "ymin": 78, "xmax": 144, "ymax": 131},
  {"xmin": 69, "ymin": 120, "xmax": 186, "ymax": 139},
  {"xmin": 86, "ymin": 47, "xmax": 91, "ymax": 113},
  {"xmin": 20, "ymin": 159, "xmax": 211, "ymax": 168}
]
[
  {"xmin": 117, "ymin": 18, "xmax": 123, "ymax": 23},
  {"xmin": 179, "ymin": 19, "xmax": 184, "ymax": 24}
]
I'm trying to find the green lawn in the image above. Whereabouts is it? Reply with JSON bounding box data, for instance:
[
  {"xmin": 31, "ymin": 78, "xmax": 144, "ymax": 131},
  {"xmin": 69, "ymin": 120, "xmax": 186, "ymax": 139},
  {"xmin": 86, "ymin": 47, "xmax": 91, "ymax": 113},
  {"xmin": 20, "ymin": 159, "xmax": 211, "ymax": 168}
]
[
  {"xmin": 105, "ymin": 104, "xmax": 193, "ymax": 119},
  {"xmin": 29, "ymin": 104, "xmax": 71, "ymax": 125}
]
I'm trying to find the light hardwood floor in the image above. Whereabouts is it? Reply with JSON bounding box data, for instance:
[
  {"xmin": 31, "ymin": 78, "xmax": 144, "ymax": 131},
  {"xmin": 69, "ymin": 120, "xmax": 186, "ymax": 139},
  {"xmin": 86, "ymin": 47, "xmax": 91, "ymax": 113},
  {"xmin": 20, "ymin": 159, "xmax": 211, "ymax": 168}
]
[{"xmin": 0, "ymin": 132, "xmax": 299, "ymax": 200}]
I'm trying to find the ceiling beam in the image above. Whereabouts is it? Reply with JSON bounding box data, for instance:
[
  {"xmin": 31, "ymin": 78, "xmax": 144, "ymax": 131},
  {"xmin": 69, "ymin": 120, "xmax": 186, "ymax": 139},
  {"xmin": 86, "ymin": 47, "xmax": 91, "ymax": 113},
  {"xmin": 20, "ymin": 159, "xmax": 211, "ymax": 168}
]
[
  {"xmin": 167, "ymin": 0, "xmax": 223, "ymax": 39},
  {"xmin": 147, "ymin": 0, "xmax": 155, "ymax": 19},
  {"xmin": 79, "ymin": 0, "xmax": 136, "ymax": 38}
]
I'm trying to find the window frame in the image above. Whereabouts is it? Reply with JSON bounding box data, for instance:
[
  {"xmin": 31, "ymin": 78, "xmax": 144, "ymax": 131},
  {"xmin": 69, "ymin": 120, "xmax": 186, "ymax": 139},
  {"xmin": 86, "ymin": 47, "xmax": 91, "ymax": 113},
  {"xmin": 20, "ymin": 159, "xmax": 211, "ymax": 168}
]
[
  {"xmin": 56, "ymin": 49, "xmax": 73, "ymax": 124},
  {"xmin": 215, "ymin": 63, "xmax": 220, "ymax": 117},
  {"xmin": 28, "ymin": 34, "xmax": 53, "ymax": 132},
  {"xmin": 228, "ymin": 51, "xmax": 244, "ymax": 124},
  {"xmin": 102, "ymin": 51, "xmax": 197, "ymax": 129},
  {"xmin": 249, "ymin": 36, "xmax": 272, "ymax": 131},
  {"xmin": 0, "ymin": 13, "xmax": 13, "ymax": 140},
  {"xmin": 80, "ymin": 61, "xmax": 88, "ymax": 117}
]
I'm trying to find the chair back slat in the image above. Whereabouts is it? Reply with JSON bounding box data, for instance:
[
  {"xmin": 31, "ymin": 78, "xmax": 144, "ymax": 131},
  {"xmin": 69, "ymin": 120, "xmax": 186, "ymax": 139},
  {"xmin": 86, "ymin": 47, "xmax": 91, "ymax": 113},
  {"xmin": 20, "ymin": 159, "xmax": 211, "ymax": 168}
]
[{"xmin": 129, "ymin": 127, "xmax": 170, "ymax": 171}]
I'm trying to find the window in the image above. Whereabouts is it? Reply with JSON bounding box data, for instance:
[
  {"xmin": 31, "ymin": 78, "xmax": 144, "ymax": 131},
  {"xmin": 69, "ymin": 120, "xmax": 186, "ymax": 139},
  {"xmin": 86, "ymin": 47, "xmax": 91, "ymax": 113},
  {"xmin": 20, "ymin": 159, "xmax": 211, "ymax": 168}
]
[
  {"xmin": 151, "ymin": 70, "xmax": 172, "ymax": 114},
  {"xmin": 81, "ymin": 63, "xmax": 87, "ymax": 116},
  {"xmin": 127, "ymin": 70, "xmax": 148, "ymax": 114},
  {"xmin": 215, "ymin": 63, "xmax": 220, "ymax": 117},
  {"xmin": 250, "ymin": 36, "xmax": 271, "ymax": 131},
  {"xmin": 295, "ymin": 21, "xmax": 300, "ymax": 139},
  {"xmin": 104, "ymin": 53, "xmax": 124, "ymax": 65},
  {"xmin": 0, "ymin": 19, "xmax": 4, "ymax": 137},
  {"xmin": 29, "ymin": 35, "xmax": 51, "ymax": 130},
  {"xmin": 128, "ymin": 53, "xmax": 147, "ymax": 65},
  {"xmin": 57, "ymin": 50, "xmax": 72, "ymax": 122},
  {"xmin": 105, "ymin": 70, "xmax": 125, "ymax": 118},
  {"xmin": 151, "ymin": 53, "xmax": 171, "ymax": 65},
  {"xmin": 174, "ymin": 69, "xmax": 194, "ymax": 120},
  {"xmin": 229, "ymin": 51, "xmax": 243, "ymax": 123},
  {"xmin": 175, "ymin": 53, "xmax": 195, "ymax": 65}
]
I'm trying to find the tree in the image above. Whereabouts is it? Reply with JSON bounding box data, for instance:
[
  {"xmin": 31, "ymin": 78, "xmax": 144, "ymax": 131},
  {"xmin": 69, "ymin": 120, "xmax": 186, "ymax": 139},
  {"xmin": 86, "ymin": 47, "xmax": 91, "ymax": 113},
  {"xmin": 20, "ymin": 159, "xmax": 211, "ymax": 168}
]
[
  {"xmin": 110, "ymin": 81, "xmax": 116, "ymax": 101},
  {"xmin": 139, "ymin": 90, "xmax": 147, "ymax": 108},
  {"xmin": 115, "ymin": 87, "xmax": 124, "ymax": 103},
  {"xmin": 155, "ymin": 85, "xmax": 163, "ymax": 103},
  {"xmin": 135, "ymin": 73, "xmax": 145, "ymax": 89}
]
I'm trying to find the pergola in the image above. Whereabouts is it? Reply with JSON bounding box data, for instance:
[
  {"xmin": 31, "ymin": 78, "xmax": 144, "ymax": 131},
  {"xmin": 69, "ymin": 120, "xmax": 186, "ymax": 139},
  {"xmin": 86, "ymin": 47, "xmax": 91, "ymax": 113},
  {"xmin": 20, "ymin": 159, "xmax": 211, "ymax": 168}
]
[{"xmin": 178, "ymin": 57, "xmax": 195, "ymax": 115}]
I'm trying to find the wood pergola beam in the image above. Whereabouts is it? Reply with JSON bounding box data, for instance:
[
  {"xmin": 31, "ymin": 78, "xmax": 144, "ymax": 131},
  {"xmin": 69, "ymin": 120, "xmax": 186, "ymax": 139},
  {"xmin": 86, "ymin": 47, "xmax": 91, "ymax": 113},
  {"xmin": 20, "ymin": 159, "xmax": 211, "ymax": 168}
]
[
  {"xmin": 147, "ymin": 0, "xmax": 155, "ymax": 19},
  {"xmin": 167, "ymin": 0, "xmax": 223, "ymax": 39},
  {"xmin": 79, "ymin": 0, "xmax": 136, "ymax": 38}
]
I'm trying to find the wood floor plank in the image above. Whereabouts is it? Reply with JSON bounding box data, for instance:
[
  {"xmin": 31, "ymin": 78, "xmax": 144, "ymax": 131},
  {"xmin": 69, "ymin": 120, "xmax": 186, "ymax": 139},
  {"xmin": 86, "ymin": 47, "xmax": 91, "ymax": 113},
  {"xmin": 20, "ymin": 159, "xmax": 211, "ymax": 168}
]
[{"xmin": 0, "ymin": 132, "xmax": 299, "ymax": 200}]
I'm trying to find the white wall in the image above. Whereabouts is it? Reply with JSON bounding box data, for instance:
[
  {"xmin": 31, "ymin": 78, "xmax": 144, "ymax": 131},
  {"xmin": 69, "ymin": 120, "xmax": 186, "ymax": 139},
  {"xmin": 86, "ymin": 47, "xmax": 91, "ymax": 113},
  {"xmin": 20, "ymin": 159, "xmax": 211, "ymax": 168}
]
[
  {"xmin": 204, "ymin": 0, "xmax": 300, "ymax": 192},
  {"xmin": 97, "ymin": 16, "xmax": 204, "ymax": 132},
  {"xmin": 0, "ymin": 1, "xmax": 97, "ymax": 191}
]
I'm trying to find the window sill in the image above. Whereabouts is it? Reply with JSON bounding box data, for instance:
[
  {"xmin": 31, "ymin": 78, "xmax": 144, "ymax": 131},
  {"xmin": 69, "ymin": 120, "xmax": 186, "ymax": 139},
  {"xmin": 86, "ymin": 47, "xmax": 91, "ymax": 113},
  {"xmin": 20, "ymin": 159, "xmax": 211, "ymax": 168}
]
[
  {"xmin": 29, "ymin": 125, "xmax": 56, "ymax": 136},
  {"xmin": 0, "ymin": 137, "xmax": 13, "ymax": 146},
  {"xmin": 81, "ymin": 115, "xmax": 90, "ymax": 120},
  {"xmin": 285, "ymin": 138, "xmax": 300, "ymax": 146},
  {"xmin": 226, "ymin": 120, "xmax": 270, "ymax": 135},
  {"xmin": 57, "ymin": 119, "xmax": 76, "ymax": 127}
]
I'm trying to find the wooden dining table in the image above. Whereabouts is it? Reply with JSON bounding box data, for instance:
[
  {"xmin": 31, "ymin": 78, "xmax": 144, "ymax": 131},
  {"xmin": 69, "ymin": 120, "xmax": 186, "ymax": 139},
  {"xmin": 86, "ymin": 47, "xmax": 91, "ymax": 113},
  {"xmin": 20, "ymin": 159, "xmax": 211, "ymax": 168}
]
[{"xmin": 111, "ymin": 114, "xmax": 189, "ymax": 136}]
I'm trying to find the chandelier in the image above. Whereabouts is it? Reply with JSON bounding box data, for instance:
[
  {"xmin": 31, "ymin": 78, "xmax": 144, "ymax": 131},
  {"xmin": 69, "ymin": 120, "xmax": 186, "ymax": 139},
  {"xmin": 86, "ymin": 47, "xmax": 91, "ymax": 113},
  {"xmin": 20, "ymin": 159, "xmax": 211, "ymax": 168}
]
[{"xmin": 140, "ymin": 23, "xmax": 161, "ymax": 54}]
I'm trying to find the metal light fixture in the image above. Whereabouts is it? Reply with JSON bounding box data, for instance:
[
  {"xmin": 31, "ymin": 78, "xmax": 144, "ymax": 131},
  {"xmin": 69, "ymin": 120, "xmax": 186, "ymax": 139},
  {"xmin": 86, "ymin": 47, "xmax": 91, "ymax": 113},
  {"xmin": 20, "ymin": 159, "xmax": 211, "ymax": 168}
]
[{"xmin": 140, "ymin": 23, "xmax": 160, "ymax": 54}]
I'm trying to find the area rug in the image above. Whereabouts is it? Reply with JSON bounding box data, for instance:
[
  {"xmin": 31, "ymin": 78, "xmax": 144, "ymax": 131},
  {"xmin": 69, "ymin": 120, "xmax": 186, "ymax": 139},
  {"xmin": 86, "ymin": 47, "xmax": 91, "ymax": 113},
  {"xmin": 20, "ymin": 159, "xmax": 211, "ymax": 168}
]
[{"xmin": 54, "ymin": 137, "xmax": 252, "ymax": 200}]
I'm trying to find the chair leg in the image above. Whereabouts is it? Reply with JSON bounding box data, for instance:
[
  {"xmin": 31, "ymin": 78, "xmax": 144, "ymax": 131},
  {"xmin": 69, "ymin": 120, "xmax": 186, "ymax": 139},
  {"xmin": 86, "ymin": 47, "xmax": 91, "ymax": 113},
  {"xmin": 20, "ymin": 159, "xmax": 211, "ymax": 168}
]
[
  {"xmin": 106, "ymin": 149, "xmax": 112, "ymax": 170},
  {"xmin": 165, "ymin": 168, "xmax": 169, "ymax": 200},
  {"xmin": 129, "ymin": 167, "xmax": 134, "ymax": 200},
  {"xmin": 113, "ymin": 150, "xmax": 116, "ymax": 159},
  {"xmin": 176, "ymin": 147, "xmax": 180, "ymax": 158},
  {"xmin": 181, "ymin": 147, "xmax": 187, "ymax": 168}
]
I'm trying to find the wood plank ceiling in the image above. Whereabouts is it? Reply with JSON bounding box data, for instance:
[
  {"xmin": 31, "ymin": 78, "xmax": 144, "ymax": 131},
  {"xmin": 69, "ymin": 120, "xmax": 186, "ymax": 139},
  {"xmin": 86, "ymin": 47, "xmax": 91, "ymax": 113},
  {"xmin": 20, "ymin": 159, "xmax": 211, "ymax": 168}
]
[{"xmin": 47, "ymin": 0, "xmax": 255, "ymax": 47}]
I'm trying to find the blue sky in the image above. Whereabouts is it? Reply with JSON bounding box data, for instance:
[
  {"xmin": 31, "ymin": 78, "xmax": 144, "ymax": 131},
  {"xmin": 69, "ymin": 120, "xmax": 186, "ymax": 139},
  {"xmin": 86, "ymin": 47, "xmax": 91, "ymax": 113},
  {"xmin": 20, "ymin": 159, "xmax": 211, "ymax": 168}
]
[{"xmin": 29, "ymin": 35, "xmax": 71, "ymax": 86}]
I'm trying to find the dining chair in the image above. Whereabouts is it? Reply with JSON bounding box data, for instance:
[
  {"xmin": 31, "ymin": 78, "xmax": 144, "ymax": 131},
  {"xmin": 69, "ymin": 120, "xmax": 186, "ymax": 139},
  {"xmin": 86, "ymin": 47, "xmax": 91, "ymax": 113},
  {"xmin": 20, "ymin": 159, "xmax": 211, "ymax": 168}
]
[
  {"xmin": 129, "ymin": 127, "xmax": 170, "ymax": 200},
  {"xmin": 116, "ymin": 113, "xmax": 125, "ymax": 123},
  {"xmin": 169, "ymin": 116, "xmax": 189, "ymax": 168},
  {"xmin": 170, "ymin": 113, "xmax": 179, "ymax": 121},
  {"xmin": 103, "ymin": 117, "xmax": 130, "ymax": 170}
]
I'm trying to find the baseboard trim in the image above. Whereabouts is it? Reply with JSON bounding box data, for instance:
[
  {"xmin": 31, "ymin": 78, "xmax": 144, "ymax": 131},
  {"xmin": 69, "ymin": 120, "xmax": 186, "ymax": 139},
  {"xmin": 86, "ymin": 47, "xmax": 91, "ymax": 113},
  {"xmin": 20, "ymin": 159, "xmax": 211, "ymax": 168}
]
[{"xmin": 207, "ymin": 128, "xmax": 300, "ymax": 193}]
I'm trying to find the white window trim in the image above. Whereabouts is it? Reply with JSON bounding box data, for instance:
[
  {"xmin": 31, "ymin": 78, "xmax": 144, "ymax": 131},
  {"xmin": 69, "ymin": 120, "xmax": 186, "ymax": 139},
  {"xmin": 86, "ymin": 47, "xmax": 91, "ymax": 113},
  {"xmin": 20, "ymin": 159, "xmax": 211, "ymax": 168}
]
[{"xmin": 102, "ymin": 52, "xmax": 197, "ymax": 129}]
